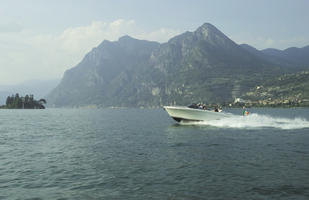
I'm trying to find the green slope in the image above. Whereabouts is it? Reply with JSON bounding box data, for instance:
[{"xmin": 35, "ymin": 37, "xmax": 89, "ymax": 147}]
[{"xmin": 243, "ymin": 71, "xmax": 309, "ymax": 106}]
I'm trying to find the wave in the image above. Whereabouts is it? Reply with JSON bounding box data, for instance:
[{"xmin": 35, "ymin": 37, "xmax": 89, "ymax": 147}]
[{"xmin": 181, "ymin": 113, "xmax": 309, "ymax": 130}]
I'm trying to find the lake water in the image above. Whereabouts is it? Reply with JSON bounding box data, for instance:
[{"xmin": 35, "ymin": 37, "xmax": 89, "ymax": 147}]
[{"xmin": 1, "ymin": 108, "xmax": 309, "ymax": 200}]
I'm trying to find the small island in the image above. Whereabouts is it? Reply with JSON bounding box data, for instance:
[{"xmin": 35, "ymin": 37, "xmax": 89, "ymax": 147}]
[{"xmin": 0, "ymin": 93, "xmax": 46, "ymax": 109}]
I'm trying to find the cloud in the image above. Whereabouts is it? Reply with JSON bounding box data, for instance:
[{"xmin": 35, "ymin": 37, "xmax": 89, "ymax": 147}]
[
  {"xmin": 136, "ymin": 28, "xmax": 181, "ymax": 42},
  {"xmin": 0, "ymin": 19, "xmax": 180, "ymax": 84}
]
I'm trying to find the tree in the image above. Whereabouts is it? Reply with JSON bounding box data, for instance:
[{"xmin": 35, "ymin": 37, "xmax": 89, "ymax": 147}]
[
  {"xmin": 12, "ymin": 93, "xmax": 23, "ymax": 108},
  {"xmin": 1, "ymin": 94, "xmax": 46, "ymax": 109},
  {"xmin": 6, "ymin": 96, "xmax": 12, "ymax": 106},
  {"xmin": 25, "ymin": 95, "xmax": 30, "ymax": 108}
]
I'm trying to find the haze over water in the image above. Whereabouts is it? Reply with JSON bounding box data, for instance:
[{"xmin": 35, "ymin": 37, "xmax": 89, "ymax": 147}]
[{"xmin": 1, "ymin": 108, "xmax": 309, "ymax": 199}]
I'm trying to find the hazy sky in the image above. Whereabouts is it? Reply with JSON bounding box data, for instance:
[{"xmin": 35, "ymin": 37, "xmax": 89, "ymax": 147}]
[{"xmin": 0, "ymin": 0, "xmax": 308, "ymax": 85}]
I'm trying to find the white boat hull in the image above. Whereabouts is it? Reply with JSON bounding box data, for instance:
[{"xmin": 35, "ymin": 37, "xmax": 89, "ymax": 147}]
[{"xmin": 164, "ymin": 106, "xmax": 231, "ymax": 122}]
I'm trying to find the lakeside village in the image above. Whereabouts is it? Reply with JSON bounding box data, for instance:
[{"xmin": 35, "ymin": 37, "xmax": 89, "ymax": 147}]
[
  {"xmin": 230, "ymin": 97, "xmax": 309, "ymax": 108},
  {"xmin": 0, "ymin": 94, "xmax": 46, "ymax": 109}
]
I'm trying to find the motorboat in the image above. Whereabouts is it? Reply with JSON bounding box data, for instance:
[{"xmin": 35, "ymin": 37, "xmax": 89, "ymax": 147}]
[{"xmin": 163, "ymin": 105, "xmax": 232, "ymax": 123}]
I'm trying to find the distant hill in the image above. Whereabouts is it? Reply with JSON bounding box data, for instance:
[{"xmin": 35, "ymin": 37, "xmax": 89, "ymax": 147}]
[
  {"xmin": 240, "ymin": 44, "xmax": 309, "ymax": 70},
  {"xmin": 262, "ymin": 46, "xmax": 309, "ymax": 69},
  {"xmin": 47, "ymin": 23, "xmax": 308, "ymax": 107}
]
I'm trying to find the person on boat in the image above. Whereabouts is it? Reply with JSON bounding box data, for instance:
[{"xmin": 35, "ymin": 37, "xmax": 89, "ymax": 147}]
[
  {"xmin": 242, "ymin": 106, "xmax": 249, "ymax": 116},
  {"xmin": 214, "ymin": 106, "xmax": 222, "ymax": 112}
]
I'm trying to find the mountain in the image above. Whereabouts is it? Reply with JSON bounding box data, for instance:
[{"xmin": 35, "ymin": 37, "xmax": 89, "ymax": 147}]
[
  {"xmin": 47, "ymin": 23, "xmax": 299, "ymax": 107},
  {"xmin": 0, "ymin": 79, "xmax": 59, "ymax": 105},
  {"xmin": 240, "ymin": 44, "xmax": 309, "ymax": 70},
  {"xmin": 47, "ymin": 36, "xmax": 160, "ymax": 107},
  {"xmin": 143, "ymin": 23, "xmax": 283, "ymax": 105}
]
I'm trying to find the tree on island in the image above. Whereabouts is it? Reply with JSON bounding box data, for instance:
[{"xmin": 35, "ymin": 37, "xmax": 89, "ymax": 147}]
[{"xmin": 1, "ymin": 93, "xmax": 46, "ymax": 109}]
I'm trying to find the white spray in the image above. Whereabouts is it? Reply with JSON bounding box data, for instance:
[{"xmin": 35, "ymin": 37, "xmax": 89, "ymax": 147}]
[{"xmin": 182, "ymin": 113, "xmax": 309, "ymax": 130}]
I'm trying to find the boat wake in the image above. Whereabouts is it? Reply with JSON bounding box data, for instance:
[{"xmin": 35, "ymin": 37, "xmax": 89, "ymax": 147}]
[{"xmin": 181, "ymin": 113, "xmax": 309, "ymax": 130}]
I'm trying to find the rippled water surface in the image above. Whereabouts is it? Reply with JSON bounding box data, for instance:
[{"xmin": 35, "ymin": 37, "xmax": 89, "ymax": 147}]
[{"xmin": 1, "ymin": 108, "xmax": 309, "ymax": 200}]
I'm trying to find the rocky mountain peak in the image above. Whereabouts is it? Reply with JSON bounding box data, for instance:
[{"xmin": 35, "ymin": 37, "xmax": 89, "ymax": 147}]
[
  {"xmin": 195, "ymin": 23, "xmax": 224, "ymax": 37},
  {"xmin": 194, "ymin": 22, "xmax": 237, "ymax": 48},
  {"xmin": 196, "ymin": 23, "xmax": 218, "ymax": 32},
  {"xmin": 118, "ymin": 35, "xmax": 136, "ymax": 42}
]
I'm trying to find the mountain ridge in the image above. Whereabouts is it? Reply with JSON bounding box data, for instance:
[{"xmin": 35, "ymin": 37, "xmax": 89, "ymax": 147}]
[{"xmin": 47, "ymin": 23, "xmax": 309, "ymax": 107}]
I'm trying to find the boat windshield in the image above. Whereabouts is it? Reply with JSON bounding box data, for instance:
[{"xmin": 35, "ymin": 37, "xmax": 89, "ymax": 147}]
[
  {"xmin": 188, "ymin": 103, "xmax": 222, "ymax": 112},
  {"xmin": 188, "ymin": 103, "xmax": 207, "ymax": 110}
]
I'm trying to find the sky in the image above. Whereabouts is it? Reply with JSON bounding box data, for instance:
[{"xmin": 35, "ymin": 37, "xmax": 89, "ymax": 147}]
[{"xmin": 0, "ymin": 0, "xmax": 308, "ymax": 85}]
